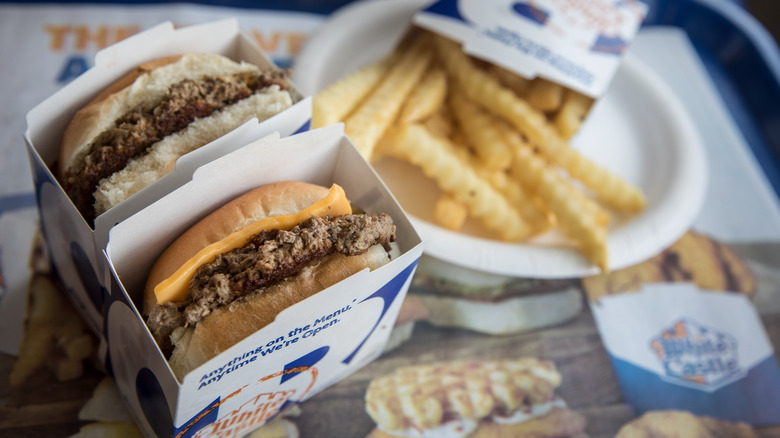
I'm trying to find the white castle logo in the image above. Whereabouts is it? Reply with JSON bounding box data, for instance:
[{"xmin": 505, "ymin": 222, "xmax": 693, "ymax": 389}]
[{"xmin": 650, "ymin": 318, "xmax": 744, "ymax": 391}]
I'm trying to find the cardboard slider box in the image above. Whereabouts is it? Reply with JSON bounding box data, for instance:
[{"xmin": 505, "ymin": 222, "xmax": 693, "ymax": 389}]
[
  {"xmin": 103, "ymin": 125, "xmax": 423, "ymax": 437},
  {"xmin": 413, "ymin": 0, "xmax": 647, "ymax": 98},
  {"xmin": 23, "ymin": 18, "xmax": 311, "ymax": 338}
]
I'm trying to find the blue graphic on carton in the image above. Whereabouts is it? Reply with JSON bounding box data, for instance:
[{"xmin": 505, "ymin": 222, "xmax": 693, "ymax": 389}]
[
  {"xmin": 511, "ymin": 2, "xmax": 550, "ymax": 25},
  {"xmin": 608, "ymin": 317, "xmax": 780, "ymax": 425},
  {"xmin": 650, "ymin": 318, "xmax": 743, "ymax": 390},
  {"xmin": 174, "ymin": 257, "xmax": 420, "ymax": 437},
  {"xmin": 591, "ymin": 34, "xmax": 629, "ymax": 55},
  {"xmin": 611, "ymin": 355, "xmax": 780, "ymax": 425},
  {"xmin": 421, "ymin": 0, "xmax": 467, "ymax": 24}
]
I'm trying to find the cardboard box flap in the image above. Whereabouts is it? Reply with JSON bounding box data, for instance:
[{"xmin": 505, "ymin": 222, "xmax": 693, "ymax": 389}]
[{"xmin": 413, "ymin": 0, "xmax": 647, "ymax": 97}]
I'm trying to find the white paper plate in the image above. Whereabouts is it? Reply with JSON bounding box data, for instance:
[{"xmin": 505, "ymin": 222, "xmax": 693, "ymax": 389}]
[{"xmin": 293, "ymin": 0, "xmax": 707, "ymax": 279}]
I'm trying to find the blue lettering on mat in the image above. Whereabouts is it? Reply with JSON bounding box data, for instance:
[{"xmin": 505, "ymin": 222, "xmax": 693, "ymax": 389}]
[
  {"xmin": 57, "ymin": 55, "xmax": 90, "ymax": 84},
  {"xmin": 0, "ymin": 193, "xmax": 36, "ymax": 216},
  {"xmin": 610, "ymin": 354, "xmax": 780, "ymax": 425}
]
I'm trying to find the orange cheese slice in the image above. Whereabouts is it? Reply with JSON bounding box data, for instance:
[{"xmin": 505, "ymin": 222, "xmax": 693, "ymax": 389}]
[{"xmin": 154, "ymin": 184, "xmax": 352, "ymax": 304}]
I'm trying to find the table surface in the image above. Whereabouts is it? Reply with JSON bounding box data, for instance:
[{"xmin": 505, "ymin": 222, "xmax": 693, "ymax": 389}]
[{"xmin": 2, "ymin": 292, "xmax": 780, "ymax": 437}]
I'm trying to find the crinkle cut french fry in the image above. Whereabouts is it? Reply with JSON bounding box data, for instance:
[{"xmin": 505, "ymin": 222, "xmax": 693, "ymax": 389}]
[
  {"xmin": 312, "ymin": 53, "xmax": 395, "ymax": 129},
  {"xmin": 9, "ymin": 324, "xmax": 52, "ymax": 386},
  {"xmin": 511, "ymin": 144, "xmax": 608, "ymax": 270},
  {"xmin": 433, "ymin": 193, "xmax": 469, "ymax": 231},
  {"xmin": 545, "ymin": 134, "xmax": 646, "ymax": 214},
  {"xmin": 387, "ymin": 124, "xmax": 533, "ymax": 241},
  {"xmin": 399, "ymin": 66, "xmax": 448, "ymax": 123},
  {"xmin": 434, "ymin": 35, "xmax": 550, "ymax": 147},
  {"xmin": 448, "ymin": 89, "xmax": 512, "ymax": 171},
  {"xmin": 487, "ymin": 64, "xmax": 531, "ymax": 96},
  {"xmin": 54, "ymin": 356, "xmax": 84, "ymax": 381},
  {"xmin": 345, "ymin": 36, "xmax": 434, "ymax": 161},
  {"xmin": 554, "ymin": 89, "xmax": 593, "ymax": 140},
  {"xmin": 482, "ymin": 166, "xmax": 556, "ymax": 235},
  {"xmin": 10, "ymin": 274, "xmax": 95, "ymax": 385},
  {"xmin": 451, "ymin": 102, "xmax": 555, "ymax": 235},
  {"xmin": 527, "ymin": 77, "xmax": 564, "ymax": 112},
  {"xmin": 434, "ymin": 35, "xmax": 645, "ymax": 214},
  {"xmin": 565, "ymin": 180, "xmax": 611, "ymax": 228},
  {"xmin": 422, "ymin": 106, "xmax": 456, "ymax": 140}
]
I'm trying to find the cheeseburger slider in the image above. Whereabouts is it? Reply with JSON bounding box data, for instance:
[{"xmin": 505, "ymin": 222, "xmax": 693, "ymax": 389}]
[
  {"xmin": 410, "ymin": 256, "xmax": 583, "ymax": 335},
  {"xmin": 59, "ymin": 53, "xmax": 297, "ymax": 224},
  {"xmin": 143, "ymin": 181, "xmax": 396, "ymax": 378}
]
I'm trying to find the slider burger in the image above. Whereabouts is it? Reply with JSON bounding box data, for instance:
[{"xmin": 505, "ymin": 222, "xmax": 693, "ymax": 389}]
[
  {"xmin": 143, "ymin": 181, "xmax": 396, "ymax": 378},
  {"xmin": 59, "ymin": 53, "xmax": 296, "ymax": 224},
  {"xmin": 410, "ymin": 256, "xmax": 583, "ymax": 335}
]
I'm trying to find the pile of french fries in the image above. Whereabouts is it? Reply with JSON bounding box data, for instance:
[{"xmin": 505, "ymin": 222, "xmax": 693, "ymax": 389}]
[{"xmin": 312, "ymin": 30, "xmax": 646, "ymax": 271}]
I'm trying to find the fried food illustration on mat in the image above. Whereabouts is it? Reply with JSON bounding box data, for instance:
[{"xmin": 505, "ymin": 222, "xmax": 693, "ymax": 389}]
[
  {"xmin": 10, "ymin": 273, "xmax": 97, "ymax": 385},
  {"xmin": 582, "ymin": 231, "xmax": 756, "ymax": 301},
  {"xmin": 10, "ymin": 230, "xmax": 97, "ymax": 386},
  {"xmin": 364, "ymin": 358, "xmax": 587, "ymax": 437},
  {"xmin": 616, "ymin": 410, "xmax": 757, "ymax": 438}
]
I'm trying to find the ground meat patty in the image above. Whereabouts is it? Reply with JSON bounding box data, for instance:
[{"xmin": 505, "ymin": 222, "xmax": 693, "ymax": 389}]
[
  {"xmin": 146, "ymin": 213, "xmax": 395, "ymax": 353},
  {"xmin": 64, "ymin": 69, "xmax": 289, "ymax": 223}
]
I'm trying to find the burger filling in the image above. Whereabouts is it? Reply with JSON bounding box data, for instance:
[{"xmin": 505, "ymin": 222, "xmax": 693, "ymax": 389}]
[
  {"xmin": 65, "ymin": 69, "xmax": 290, "ymax": 222},
  {"xmin": 146, "ymin": 212, "xmax": 396, "ymax": 354}
]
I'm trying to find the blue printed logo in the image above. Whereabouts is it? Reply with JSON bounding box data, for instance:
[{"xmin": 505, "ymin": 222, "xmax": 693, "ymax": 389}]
[
  {"xmin": 650, "ymin": 318, "xmax": 744, "ymax": 391},
  {"xmin": 511, "ymin": 2, "xmax": 550, "ymax": 25}
]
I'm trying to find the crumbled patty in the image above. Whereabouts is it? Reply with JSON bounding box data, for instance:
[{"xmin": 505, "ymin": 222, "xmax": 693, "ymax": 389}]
[
  {"xmin": 64, "ymin": 70, "xmax": 289, "ymax": 223},
  {"xmin": 146, "ymin": 213, "xmax": 395, "ymax": 353}
]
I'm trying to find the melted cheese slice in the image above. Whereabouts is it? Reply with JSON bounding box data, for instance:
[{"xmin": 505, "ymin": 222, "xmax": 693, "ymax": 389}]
[{"xmin": 154, "ymin": 184, "xmax": 352, "ymax": 304}]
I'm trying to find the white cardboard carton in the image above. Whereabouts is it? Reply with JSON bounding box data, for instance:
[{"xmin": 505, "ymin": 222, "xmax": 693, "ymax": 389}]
[
  {"xmin": 23, "ymin": 19, "xmax": 311, "ymax": 336},
  {"xmin": 413, "ymin": 0, "xmax": 647, "ymax": 97},
  {"xmin": 103, "ymin": 125, "xmax": 423, "ymax": 437}
]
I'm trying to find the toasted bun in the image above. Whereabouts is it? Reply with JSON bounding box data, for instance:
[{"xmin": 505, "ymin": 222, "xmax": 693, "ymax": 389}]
[
  {"xmin": 144, "ymin": 181, "xmax": 391, "ymax": 377},
  {"xmin": 60, "ymin": 53, "xmax": 293, "ymax": 216}
]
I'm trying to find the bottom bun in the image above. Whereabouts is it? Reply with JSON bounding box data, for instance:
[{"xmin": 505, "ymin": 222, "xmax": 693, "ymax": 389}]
[
  {"xmin": 366, "ymin": 406, "xmax": 587, "ymax": 438},
  {"xmin": 169, "ymin": 244, "xmax": 390, "ymax": 378}
]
